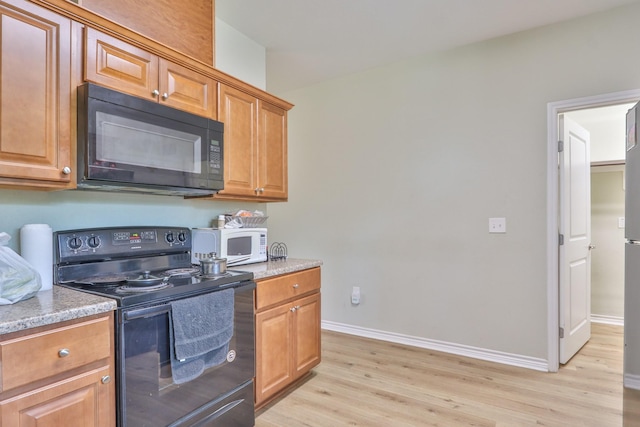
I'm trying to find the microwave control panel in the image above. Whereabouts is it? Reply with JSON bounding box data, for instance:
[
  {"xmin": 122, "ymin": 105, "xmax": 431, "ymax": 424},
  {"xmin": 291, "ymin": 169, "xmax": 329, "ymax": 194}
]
[{"xmin": 209, "ymin": 139, "xmax": 221, "ymax": 172}]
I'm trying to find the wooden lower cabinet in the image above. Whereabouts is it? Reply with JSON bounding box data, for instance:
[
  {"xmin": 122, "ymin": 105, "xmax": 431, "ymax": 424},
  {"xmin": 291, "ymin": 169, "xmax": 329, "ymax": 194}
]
[
  {"xmin": 0, "ymin": 366, "xmax": 113, "ymax": 427},
  {"xmin": 255, "ymin": 268, "xmax": 321, "ymax": 407},
  {"xmin": 0, "ymin": 313, "xmax": 116, "ymax": 427}
]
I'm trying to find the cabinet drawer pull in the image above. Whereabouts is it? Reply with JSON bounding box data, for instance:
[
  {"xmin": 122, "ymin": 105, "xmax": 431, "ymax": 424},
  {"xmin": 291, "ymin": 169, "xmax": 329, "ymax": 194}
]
[
  {"xmin": 101, "ymin": 375, "xmax": 111, "ymax": 384},
  {"xmin": 58, "ymin": 348, "xmax": 70, "ymax": 358},
  {"xmin": 290, "ymin": 306, "xmax": 297, "ymax": 312},
  {"xmin": 292, "ymin": 283, "xmax": 299, "ymax": 289}
]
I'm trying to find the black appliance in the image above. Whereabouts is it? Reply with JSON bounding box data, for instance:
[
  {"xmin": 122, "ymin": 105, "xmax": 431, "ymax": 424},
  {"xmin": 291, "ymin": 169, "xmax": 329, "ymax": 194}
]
[
  {"xmin": 77, "ymin": 83, "xmax": 224, "ymax": 197},
  {"xmin": 54, "ymin": 226, "xmax": 255, "ymax": 427}
]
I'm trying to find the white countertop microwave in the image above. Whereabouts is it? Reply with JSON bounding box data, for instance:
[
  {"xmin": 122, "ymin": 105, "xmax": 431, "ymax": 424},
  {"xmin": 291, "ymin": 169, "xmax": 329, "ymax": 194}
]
[{"xmin": 191, "ymin": 228, "xmax": 267, "ymax": 266}]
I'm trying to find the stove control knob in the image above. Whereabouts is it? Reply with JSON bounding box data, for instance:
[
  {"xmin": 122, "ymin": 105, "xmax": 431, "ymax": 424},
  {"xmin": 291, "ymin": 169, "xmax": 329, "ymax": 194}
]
[
  {"xmin": 165, "ymin": 232, "xmax": 175, "ymax": 243},
  {"xmin": 87, "ymin": 235, "xmax": 101, "ymax": 248},
  {"xmin": 177, "ymin": 231, "xmax": 187, "ymax": 242},
  {"xmin": 68, "ymin": 237, "xmax": 82, "ymax": 250}
]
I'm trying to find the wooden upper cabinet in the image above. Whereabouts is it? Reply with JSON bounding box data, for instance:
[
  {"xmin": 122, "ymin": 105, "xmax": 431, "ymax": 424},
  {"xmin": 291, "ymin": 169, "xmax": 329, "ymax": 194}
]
[
  {"xmin": 0, "ymin": 0, "xmax": 73, "ymax": 189},
  {"xmin": 159, "ymin": 58, "xmax": 216, "ymax": 119},
  {"xmin": 216, "ymin": 84, "xmax": 288, "ymax": 201},
  {"xmin": 79, "ymin": 0, "xmax": 214, "ymax": 66},
  {"xmin": 84, "ymin": 27, "xmax": 216, "ymax": 118},
  {"xmin": 85, "ymin": 26, "xmax": 158, "ymax": 99},
  {"xmin": 217, "ymin": 84, "xmax": 258, "ymax": 198},
  {"xmin": 258, "ymin": 102, "xmax": 288, "ymax": 200}
]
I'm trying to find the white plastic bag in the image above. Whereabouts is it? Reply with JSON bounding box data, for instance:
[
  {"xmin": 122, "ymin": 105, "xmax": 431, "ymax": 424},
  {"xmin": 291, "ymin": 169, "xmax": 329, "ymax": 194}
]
[{"xmin": 0, "ymin": 232, "xmax": 41, "ymax": 304}]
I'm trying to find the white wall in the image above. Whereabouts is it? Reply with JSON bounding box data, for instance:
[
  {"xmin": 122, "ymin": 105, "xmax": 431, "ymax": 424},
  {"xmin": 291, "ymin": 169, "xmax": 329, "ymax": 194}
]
[
  {"xmin": 264, "ymin": 2, "xmax": 640, "ymax": 365},
  {"xmin": 590, "ymin": 169, "xmax": 625, "ymax": 320},
  {"xmin": 567, "ymin": 103, "xmax": 632, "ymax": 163},
  {"xmin": 215, "ymin": 18, "xmax": 266, "ymax": 90}
]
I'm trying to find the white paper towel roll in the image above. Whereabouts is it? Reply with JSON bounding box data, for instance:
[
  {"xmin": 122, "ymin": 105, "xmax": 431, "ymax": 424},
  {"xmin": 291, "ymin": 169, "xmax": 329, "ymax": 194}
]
[{"xmin": 20, "ymin": 224, "xmax": 53, "ymax": 291}]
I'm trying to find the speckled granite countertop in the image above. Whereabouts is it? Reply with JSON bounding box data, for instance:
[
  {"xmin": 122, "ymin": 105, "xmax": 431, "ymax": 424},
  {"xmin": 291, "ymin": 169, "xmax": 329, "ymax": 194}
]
[
  {"xmin": 0, "ymin": 286, "xmax": 117, "ymax": 335},
  {"xmin": 0, "ymin": 259, "xmax": 320, "ymax": 336},
  {"xmin": 235, "ymin": 258, "xmax": 322, "ymax": 280}
]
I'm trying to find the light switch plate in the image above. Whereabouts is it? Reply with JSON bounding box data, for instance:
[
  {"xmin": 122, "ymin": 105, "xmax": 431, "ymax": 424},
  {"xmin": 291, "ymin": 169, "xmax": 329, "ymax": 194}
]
[
  {"xmin": 619, "ymin": 217, "xmax": 625, "ymax": 229},
  {"xmin": 489, "ymin": 217, "xmax": 506, "ymax": 233}
]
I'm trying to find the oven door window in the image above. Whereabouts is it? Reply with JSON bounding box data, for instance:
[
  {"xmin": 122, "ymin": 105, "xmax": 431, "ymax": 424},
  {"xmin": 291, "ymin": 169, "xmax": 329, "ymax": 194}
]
[{"xmin": 119, "ymin": 287, "xmax": 254, "ymax": 426}]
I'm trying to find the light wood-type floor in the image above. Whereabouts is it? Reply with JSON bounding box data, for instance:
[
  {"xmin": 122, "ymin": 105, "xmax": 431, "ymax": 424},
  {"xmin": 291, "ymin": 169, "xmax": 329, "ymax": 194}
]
[{"xmin": 256, "ymin": 323, "xmax": 628, "ymax": 426}]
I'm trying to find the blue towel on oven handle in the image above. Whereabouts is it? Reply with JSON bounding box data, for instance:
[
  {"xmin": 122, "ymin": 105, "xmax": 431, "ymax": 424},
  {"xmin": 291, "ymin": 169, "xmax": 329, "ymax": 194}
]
[{"xmin": 169, "ymin": 288, "xmax": 234, "ymax": 384}]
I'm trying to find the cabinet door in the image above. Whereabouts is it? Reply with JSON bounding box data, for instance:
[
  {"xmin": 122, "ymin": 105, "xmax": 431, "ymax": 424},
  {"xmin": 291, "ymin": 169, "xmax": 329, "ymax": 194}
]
[
  {"xmin": 0, "ymin": 366, "xmax": 114, "ymax": 427},
  {"xmin": 258, "ymin": 101, "xmax": 288, "ymax": 200},
  {"xmin": 0, "ymin": 316, "xmax": 112, "ymax": 392},
  {"xmin": 293, "ymin": 293, "xmax": 321, "ymax": 378},
  {"xmin": 85, "ymin": 27, "xmax": 158, "ymax": 101},
  {"xmin": 217, "ymin": 84, "xmax": 258, "ymax": 197},
  {"xmin": 159, "ymin": 58, "xmax": 216, "ymax": 118},
  {"xmin": 255, "ymin": 303, "xmax": 292, "ymax": 405},
  {"xmin": 0, "ymin": 0, "xmax": 72, "ymax": 186}
]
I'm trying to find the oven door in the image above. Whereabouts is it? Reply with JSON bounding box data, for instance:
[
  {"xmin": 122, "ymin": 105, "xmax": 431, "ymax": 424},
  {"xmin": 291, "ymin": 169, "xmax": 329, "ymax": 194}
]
[{"xmin": 117, "ymin": 282, "xmax": 255, "ymax": 427}]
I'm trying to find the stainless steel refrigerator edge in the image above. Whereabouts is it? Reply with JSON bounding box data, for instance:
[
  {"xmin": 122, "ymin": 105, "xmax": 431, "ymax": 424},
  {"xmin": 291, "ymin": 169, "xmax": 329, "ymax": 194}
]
[{"xmin": 625, "ymin": 103, "xmax": 640, "ymax": 387}]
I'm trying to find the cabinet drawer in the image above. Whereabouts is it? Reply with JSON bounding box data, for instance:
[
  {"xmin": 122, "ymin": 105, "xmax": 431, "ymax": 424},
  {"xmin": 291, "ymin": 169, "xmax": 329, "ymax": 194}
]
[
  {"xmin": 0, "ymin": 316, "xmax": 112, "ymax": 392},
  {"xmin": 256, "ymin": 267, "xmax": 320, "ymax": 311}
]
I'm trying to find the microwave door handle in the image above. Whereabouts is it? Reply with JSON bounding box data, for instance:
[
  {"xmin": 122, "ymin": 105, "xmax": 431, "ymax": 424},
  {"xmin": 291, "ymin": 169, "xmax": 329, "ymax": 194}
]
[{"xmin": 227, "ymin": 255, "xmax": 251, "ymax": 265}]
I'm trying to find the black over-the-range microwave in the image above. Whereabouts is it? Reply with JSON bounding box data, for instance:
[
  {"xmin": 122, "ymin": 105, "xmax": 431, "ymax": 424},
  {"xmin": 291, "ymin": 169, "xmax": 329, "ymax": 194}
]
[{"xmin": 77, "ymin": 83, "xmax": 224, "ymax": 196}]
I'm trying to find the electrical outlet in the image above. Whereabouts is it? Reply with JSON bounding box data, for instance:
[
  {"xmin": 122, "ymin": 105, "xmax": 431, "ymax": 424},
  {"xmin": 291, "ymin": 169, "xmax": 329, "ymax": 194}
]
[
  {"xmin": 351, "ymin": 286, "xmax": 361, "ymax": 305},
  {"xmin": 489, "ymin": 217, "xmax": 506, "ymax": 233},
  {"xmin": 619, "ymin": 217, "xmax": 626, "ymax": 229}
]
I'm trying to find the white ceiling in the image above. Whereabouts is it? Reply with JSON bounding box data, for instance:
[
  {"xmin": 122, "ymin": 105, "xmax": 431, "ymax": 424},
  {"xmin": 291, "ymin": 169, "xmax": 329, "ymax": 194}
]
[{"xmin": 215, "ymin": 0, "xmax": 640, "ymax": 94}]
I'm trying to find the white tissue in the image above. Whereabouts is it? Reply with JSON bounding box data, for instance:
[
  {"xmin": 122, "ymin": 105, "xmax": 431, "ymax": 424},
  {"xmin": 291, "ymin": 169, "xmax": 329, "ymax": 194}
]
[{"xmin": 20, "ymin": 224, "xmax": 53, "ymax": 291}]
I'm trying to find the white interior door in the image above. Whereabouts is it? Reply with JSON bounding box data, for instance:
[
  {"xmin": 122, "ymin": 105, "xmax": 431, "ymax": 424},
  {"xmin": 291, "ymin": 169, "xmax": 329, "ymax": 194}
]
[{"xmin": 559, "ymin": 114, "xmax": 592, "ymax": 364}]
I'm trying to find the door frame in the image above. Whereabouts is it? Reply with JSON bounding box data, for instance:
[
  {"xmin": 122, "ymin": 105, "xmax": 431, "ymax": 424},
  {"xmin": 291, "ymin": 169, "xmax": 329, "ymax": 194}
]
[{"xmin": 547, "ymin": 89, "xmax": 640, "ymax": 372}]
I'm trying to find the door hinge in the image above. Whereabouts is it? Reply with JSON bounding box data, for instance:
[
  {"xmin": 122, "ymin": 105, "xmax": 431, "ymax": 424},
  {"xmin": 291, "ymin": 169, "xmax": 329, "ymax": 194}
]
[
  {"xmin": 559, "ymin": 234, "xmax": 564, "ymax": 245},
  {"xmin": 558, "ymin": 140, "xmax": 564, "ymax": 152},
  {"xmin": 559, "ymin": 327, "xmax": 564, "ymax": 338}
]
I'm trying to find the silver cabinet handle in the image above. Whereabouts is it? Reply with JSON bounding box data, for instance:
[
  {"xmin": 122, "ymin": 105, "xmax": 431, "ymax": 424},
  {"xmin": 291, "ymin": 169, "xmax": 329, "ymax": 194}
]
[
  {"xmin": 290, "ymin": 306, "xmax": 297, "ymax": 312},
  {"xmin": 152, "ymin": 89, "xmax": 160, "ymax": 96},
  {"xmin": 588, "ymin": 244, "xmax": 596, "ymax": 250},
  {"xmin": 293, "ymin": 283, "xmax": 299, "ymax": 289},
  {"xmin": 101, "ymin": 375, "xmax": 111, "ymax": 384},
  {"xmin": 58, "ymin": 348, "xmax": 70, "ymax": 358},
  {"xmin": 162, "ymin": 93, "xmax": 169, "ymax": 100},
  {"xmin": 62, "ymin": 166, "xmax": 71, "ymax": 175}
]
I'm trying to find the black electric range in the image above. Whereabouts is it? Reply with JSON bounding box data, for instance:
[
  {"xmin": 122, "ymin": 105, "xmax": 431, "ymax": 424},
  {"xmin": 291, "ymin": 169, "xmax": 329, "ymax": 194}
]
[{"xmin": 53, "ymin": 226, "xmax": 254, "ymax": 307}]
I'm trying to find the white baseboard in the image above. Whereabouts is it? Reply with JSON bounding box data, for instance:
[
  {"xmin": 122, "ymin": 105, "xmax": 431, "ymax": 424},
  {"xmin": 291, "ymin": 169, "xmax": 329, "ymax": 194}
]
[
  {"xmin": 590, "ymin": 314, "xmax": 624, "ymax": 326},
  {"xmin": 321, "ymin": 320, "xmax": 549, "ymax": 372},
  {"xmin": 625, "ymin": 374, "xmax": 640, "ymax": 390}
]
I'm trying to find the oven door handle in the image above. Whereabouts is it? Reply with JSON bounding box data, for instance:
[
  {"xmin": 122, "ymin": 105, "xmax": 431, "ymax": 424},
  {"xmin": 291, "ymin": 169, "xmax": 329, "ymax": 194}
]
[{"xmin": 124, "ymin": 304, "xmax": 171, "ymax": 320}]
